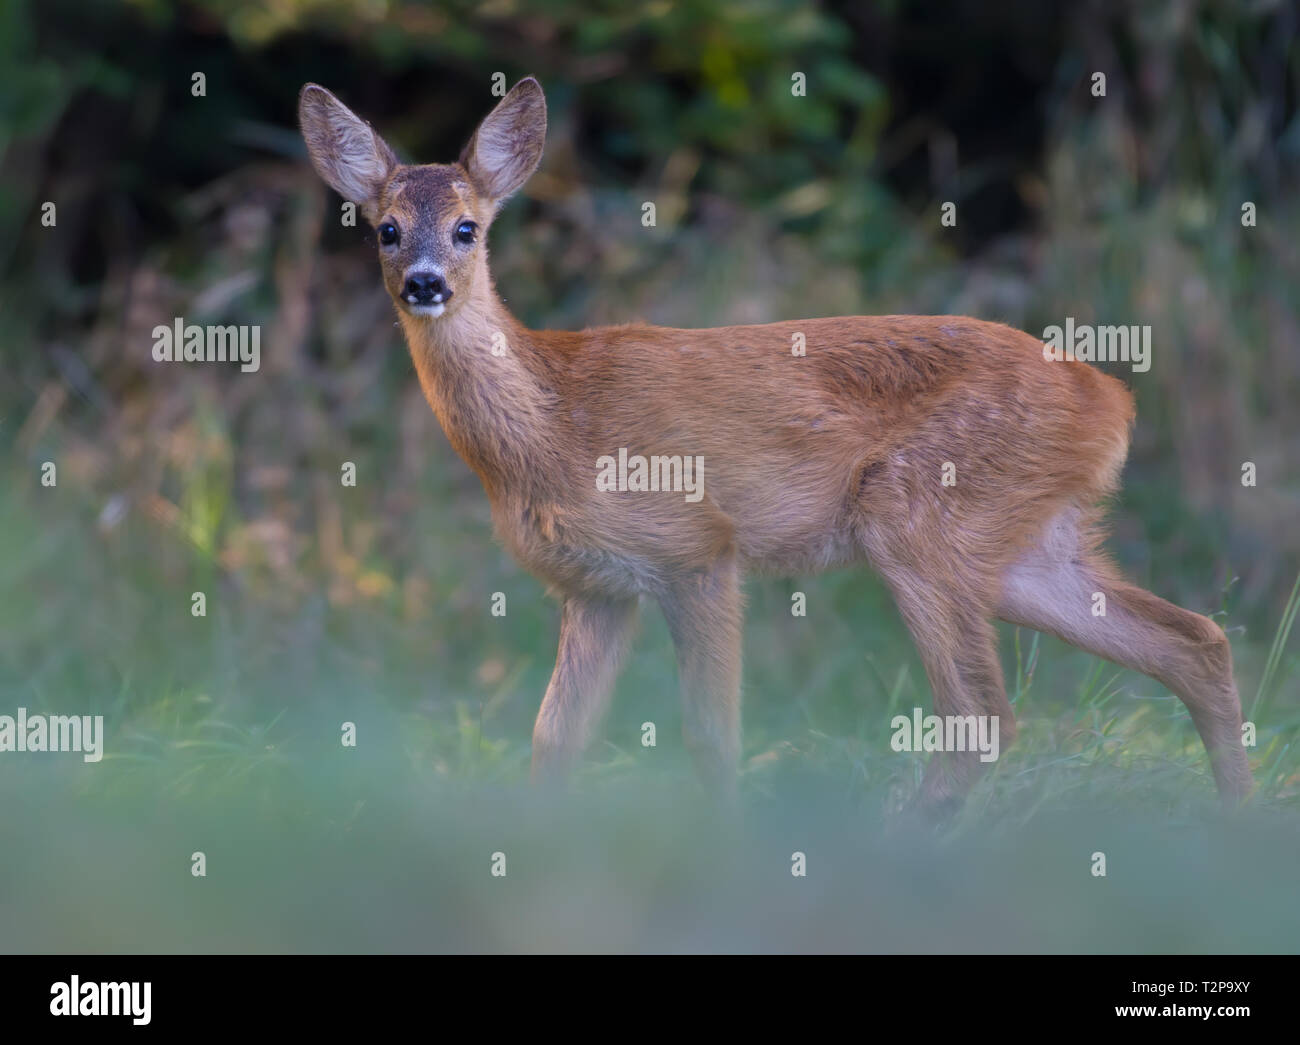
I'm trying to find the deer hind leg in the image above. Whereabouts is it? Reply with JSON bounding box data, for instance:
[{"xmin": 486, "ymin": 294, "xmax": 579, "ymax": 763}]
[
  {"xmin": 996, "ymin": 506, "xmax": 1252, "ymax": 805},
  {"xmin": 877, "ymin": 561, "xmax": 1017, "ymax": 818},
  {"xmin": 531, "ymin": 593, "xmax": 640, "ymax": 786}
]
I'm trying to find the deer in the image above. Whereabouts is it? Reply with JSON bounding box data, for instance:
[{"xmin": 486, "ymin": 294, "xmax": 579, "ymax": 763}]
[{"xmin": 297, "ymin": 77, "xmax": 1253, "ymax": 817}]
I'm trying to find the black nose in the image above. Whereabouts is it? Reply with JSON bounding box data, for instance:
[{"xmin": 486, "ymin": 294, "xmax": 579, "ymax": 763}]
[{"xmin": 403, "ymin": 273, "xmax": 451, "ymax": 305}]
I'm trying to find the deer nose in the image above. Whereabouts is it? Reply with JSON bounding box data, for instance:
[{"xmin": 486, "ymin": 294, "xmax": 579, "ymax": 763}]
[{"xmin": 403, "ymin": 273, "xmax": 451, "ymax": 305}]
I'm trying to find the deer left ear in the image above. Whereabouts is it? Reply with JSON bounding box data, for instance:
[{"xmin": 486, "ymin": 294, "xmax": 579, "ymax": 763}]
[
  {"xmin": 299, "ymin": 84, "xmax": 397, "ymax": 224},
  {"xmin": 460, "ymin": 78, "xmax": 547, "ymax": 209}
]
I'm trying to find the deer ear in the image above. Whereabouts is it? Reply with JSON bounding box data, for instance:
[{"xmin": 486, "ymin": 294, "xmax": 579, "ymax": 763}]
[
  {"xmin": 298, "ymin": 84, "xmax": 397, "ymax": 224},
  {"xmin": 460, "ymin": 78, "xmax": 547, "ymax": 207}
]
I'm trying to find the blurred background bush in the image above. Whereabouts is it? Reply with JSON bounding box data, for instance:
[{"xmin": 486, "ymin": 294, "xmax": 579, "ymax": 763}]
[{"xmin": 0, "ymin": 0, "xmax": 1298, "ymax": 952}]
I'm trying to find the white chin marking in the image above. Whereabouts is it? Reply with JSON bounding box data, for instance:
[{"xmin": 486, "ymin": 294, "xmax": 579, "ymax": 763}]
[{"xmin": 406, "ymin": 303, "xmax": 445, "ymax": 318}]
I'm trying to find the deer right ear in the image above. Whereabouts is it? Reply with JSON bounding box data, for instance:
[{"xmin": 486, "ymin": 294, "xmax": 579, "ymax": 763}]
[{"xmin": 298, "ymin": 84, "xmax": 397, "ymax": 224}]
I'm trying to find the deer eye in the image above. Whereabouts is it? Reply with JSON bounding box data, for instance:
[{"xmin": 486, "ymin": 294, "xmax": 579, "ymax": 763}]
[
  {"xmin": 454, "ymin": 221, "xmax": 477, "ymax": 245},
  {"xmin": 379, "ymin": 222, "xmax": 399, "ymax": 246}
]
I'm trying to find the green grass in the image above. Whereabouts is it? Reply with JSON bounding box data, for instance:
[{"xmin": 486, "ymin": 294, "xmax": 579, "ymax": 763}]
[{"xmin": 1, "ymin": 463, "xmax": 1297, "ymax": 952}]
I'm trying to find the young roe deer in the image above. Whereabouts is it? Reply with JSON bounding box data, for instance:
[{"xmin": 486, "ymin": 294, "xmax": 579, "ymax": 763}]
[{"xmin": 298, "ymin": 77, "xmax": 1252, "ymax": 815}]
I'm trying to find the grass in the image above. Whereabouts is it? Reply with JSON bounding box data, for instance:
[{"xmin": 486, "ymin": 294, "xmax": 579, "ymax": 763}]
[{"xmin": 1, "ymin": 461, "xmax": 1297, "ymax": 952}]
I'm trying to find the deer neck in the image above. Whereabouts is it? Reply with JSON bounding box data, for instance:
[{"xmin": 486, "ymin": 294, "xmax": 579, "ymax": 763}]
[{"xmin": 398, "ymin": 279, "xmax": 560, "ymax": 500}]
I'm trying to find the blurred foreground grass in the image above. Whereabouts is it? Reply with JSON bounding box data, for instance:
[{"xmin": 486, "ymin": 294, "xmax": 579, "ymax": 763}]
[{"xmin": 6, "ymin": 759, "xmax": 1300, "ymax": 953}]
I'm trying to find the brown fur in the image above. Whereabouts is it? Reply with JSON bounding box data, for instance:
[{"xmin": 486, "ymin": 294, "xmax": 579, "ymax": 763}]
[{"xmin": 299, "ymin": 79, "xmax": 1252, "ymax": 813}]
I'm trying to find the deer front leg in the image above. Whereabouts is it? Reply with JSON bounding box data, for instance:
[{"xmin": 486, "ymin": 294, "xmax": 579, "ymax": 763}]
[
  {"xmin": 531, "ymin": 593, "xmax": 640, "ymax": 786},
  {"xmin": 658, "ymin": 555, "xmax": 744, "ymax": 802}
]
